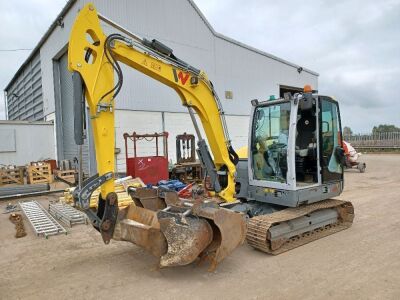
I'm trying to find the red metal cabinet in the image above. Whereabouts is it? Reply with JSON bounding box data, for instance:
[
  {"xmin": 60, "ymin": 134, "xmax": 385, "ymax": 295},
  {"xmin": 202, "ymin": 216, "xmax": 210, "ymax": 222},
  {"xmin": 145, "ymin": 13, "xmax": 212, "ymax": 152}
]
[
  {"xmin": 124, "ymin": 132, "xmax": 169, "ymax": 185},
  {"xmin": 126, "ymin": 156, "xmax": 168, "ymax": 185}
]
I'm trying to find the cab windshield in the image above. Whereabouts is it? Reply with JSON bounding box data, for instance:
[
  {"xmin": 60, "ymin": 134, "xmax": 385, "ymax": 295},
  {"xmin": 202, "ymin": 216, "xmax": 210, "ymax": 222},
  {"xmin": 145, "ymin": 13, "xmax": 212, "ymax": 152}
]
[{"xmin": 251, "ymin": 102, "xmax": 290, "ymax": 183}]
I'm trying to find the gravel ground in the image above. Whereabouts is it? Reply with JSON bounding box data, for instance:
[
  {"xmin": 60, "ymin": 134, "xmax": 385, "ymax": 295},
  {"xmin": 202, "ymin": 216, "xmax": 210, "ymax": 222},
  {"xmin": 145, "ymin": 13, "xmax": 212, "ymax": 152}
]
[{"xmin": 0, "ymin": 154, "xmax": 399, "ymax": 300}]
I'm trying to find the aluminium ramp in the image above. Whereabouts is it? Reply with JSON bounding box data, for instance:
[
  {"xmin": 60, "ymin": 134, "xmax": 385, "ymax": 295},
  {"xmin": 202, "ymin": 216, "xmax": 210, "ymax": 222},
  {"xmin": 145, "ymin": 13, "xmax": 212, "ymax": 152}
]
[{"xmin": 19, "ymin": 201, "xmax": 67, "ymax": 238}]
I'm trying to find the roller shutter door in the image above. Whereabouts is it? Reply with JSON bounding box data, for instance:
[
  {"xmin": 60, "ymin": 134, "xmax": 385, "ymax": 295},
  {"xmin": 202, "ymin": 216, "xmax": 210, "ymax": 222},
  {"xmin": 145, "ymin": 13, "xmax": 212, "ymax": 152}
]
[{"xmin": 58, "ymin": 53, "xmax": 90, "ymax": 175}]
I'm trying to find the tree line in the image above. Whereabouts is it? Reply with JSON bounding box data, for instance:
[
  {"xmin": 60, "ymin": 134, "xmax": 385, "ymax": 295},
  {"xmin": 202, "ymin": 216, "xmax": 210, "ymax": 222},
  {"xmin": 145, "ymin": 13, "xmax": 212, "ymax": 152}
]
[{"xmin": 343, "ymin": 124, "xmax": 400, "ymax": 136}]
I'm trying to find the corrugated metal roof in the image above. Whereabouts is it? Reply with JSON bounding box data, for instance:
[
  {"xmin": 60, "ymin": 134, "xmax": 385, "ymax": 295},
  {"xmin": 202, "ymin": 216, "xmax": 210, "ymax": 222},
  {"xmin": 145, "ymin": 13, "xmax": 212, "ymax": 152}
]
[
  {"xmin": 186, "ymin": 0, "xmax": 318, "ymax": 76},
  {"xmin": 4, "ymin": 0, "xmax": 77, "ymax": 92},
  {"xmin": 4, "ymin": 0, "xmax": 318, "ymax": 91},
  {"xmin": 0, "ymin": 120, "xmax": 53, "ymax": 125}
]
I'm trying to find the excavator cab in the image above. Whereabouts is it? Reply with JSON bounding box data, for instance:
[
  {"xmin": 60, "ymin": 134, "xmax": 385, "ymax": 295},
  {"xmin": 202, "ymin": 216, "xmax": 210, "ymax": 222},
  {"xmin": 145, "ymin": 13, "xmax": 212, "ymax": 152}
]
[
  {"xmin": 237, "ymin": 88, "xmax": 345, "ymax": 207},
  {"xmin": 234, "ymin": 89, "xmax": 353, "ymax": 254}
]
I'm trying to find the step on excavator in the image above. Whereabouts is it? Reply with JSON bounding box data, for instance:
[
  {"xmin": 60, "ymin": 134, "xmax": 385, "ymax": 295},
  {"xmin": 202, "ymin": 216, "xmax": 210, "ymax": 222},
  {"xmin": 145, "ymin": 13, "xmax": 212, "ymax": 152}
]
[{"xmin": 69, "ymin": 3, "xmax": 354, "ymax": 271}]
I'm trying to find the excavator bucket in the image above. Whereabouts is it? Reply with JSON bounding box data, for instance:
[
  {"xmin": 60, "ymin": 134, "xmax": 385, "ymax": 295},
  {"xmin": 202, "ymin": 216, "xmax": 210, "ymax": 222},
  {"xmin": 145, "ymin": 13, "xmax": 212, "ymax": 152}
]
[
  {"xmin": 114, "ymin": 205, "xmax": 167, "ymax": 257},
  {"xmin": 157, "ymin": 202, "xmax": 247, "ymax": 270},
  {"xmin": 157, "ymin": 210, "xmax": 214, "ymax": 267},
  {"xmin": 193, "ymin": 202, "xmax": 247, "ymax": 271},
  {"xmin": 113, "ymin": 195, "xmax": 246, "ymax": 270}
]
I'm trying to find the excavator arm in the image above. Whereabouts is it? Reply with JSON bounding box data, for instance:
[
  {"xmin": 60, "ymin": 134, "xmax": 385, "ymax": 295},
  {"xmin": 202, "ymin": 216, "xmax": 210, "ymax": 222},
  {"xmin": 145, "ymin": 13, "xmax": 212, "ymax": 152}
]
[
  {"xmin": 67, "ymin": 4, "xmax": 245, "ymax": 269},
  {"xmin": 68, "ymin": 4, "xmax": 237, "ymax": 205}
]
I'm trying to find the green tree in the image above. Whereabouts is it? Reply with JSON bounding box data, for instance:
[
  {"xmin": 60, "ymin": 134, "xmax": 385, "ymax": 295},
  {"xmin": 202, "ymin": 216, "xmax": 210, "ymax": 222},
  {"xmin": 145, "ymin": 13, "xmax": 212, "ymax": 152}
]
[
  {"xmin": 372, "ymin": 124, "xmax": 400, "ymax": 134},
  {"xmin": 343, "ymin": 126, "xmax": 353, "ymax": 136}
]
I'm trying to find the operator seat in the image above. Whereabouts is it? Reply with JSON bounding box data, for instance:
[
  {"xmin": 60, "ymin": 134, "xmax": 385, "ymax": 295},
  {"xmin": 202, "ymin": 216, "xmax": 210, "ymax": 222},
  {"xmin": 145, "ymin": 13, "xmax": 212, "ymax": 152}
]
[
  {"xmin": 296, "ymin": 95, "xmax": 317, "ymax": 182},
  {"xmin": 296, "ymin": 94, "xmax": 316, "ymax": 152},
  {"xmin": 296, "ymin": 111, "xmax": 316, "ymax": 150}
]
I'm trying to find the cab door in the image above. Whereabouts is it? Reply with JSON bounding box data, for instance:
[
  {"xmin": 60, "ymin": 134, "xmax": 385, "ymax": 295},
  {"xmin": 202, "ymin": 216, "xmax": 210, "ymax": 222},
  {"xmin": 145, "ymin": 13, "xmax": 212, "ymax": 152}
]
[{"xmin": 319, "ymin": 96, "xmax": 343, "ymax": 183}]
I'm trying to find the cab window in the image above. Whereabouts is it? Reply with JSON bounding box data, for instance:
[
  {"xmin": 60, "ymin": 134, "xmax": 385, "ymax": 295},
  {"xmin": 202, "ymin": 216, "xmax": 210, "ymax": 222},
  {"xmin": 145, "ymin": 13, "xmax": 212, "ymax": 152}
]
[
  {"xmin": 251, "ymin": 102, "xmax": 290, "ymax": 183},
  {"xmin": 320, "ymin": 97, "xmax": 343, "ymax": 182}
]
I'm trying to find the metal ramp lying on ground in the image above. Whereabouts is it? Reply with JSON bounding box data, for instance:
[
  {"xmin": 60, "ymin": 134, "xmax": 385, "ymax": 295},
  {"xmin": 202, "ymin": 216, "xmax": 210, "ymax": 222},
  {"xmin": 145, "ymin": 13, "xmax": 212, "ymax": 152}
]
[
  {"xmin": 19, "ymin": 201, "xmax": 67, "ymax": 238},
  {"xmin": 49, "ymin": 203, "xmax": 88, "ymax": 227}
]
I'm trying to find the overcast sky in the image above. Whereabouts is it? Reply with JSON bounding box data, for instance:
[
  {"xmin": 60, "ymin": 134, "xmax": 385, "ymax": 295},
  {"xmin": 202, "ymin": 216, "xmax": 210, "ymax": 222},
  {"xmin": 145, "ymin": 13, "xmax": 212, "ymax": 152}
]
[{"xmin": 1, "ymin": 0, "xmax": 399, "ymax": 133}]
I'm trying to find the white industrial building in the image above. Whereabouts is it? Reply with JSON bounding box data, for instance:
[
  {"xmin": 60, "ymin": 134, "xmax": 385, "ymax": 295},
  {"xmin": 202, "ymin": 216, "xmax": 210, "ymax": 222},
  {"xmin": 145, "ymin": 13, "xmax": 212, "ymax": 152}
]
[{"xmin": 4, "ymin": 0, "xmax": 318, "ymax": 176}]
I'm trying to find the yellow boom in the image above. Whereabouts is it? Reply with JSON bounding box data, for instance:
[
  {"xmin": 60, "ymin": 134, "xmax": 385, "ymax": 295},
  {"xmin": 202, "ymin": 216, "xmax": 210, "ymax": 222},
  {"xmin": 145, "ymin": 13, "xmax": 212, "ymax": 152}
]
[{"xmin": 68, "ymin": 3, "xmax": 237, "ymax": 203}]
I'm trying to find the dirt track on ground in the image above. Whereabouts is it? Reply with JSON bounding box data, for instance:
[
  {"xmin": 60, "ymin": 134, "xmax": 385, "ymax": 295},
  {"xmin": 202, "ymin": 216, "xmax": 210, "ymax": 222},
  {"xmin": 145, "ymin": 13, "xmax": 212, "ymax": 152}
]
[{"xmin": 1, "ymin": 154, "xmax": 399, "ymax": 300}]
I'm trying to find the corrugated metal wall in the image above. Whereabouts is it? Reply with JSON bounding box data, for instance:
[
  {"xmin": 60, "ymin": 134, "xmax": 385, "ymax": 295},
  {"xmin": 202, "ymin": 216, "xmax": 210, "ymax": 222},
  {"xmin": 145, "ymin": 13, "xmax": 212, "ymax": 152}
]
[
  {"xmin": 5, "ymin": 53, "xmax": 43, "ymax": 121},
  {"xmin": 38, "ymin": 0, "xmax": 317, "ymax": 118},
  {"xmin": 213, "ymin": 38, "xmax": 318, "ymax": 115},
  {"xmin": 114, "ymin": 110, "xmax": 250, "ymax": 172},
  {"xmin": 6, "ymin": 0, "xmax": 319, "ymax": 171},
  {"xmin": 57, "ymin": 53, "xmax": 90, "ymax": 175}
]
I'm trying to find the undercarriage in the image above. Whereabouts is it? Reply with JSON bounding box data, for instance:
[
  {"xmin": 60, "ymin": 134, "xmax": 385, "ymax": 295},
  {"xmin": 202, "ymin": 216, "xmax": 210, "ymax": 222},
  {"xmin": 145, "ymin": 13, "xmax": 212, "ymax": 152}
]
[
  {"xmin": 111, "ymin": 187, "xmax": 354, "ymax": 270},
  {"xmin": 246, "ymin": 199, "xmax": 354, "ymax": 254}
]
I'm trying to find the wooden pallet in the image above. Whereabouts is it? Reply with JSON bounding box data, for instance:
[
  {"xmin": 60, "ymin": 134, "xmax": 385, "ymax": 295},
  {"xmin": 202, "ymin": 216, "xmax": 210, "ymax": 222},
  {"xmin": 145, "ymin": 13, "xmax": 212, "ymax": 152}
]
[
  {"xmin": 54, "ymin": 169, "xmax": 77, "ymax": 185},
  {"xmin": 27, "ymin": 163, "xmax": 53, "ymax": 184},
  {"xmin": 0, "ymin": 166, "xmax": 25, "ymax": 186}
]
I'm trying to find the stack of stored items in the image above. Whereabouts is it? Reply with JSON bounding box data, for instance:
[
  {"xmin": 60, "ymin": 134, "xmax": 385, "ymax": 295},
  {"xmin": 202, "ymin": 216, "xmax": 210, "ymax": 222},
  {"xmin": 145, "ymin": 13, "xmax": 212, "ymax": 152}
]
[
  {"xmin": 43, "ymin": 159, "xmax": 57, "ymax": 172},
  {"xmin": 178, "ymin": 183, "xmax": 205, "ymax": 199},
  {"xmin": 54, "ymin": 170, "xmax": 77, "ymax": 185},
  {"xmin": 157, "ymin": 179, "xmax": 186, "ymax": 191},
  {"xmin": 59, "ymin": 177, "xmax": 145, "ymax": 208},
  {"xmin": 116, "ymin": 176, "xmax": 145, "ymax": 189},
  {"xmin": 0, "ymin": 165, "xmax": 25, "ymax": 186},
  {"xmin": 19, "ymin": 201, "xmax": 67, "ymax": 238},
  {"xmin": 54, "ymin": 160, "xmax": 77, "ymax": 185},
  {"xmin": 90, "ymin": 183, "xmax": 132, "ymax": 207},
  {"xmin": 27, "ymin": 162, "xmax": 53, "ymax": 184},
  {"xmin": 49, "ymin": 203, "xmax": 87, "ymax": 227},
  {"xmin": 0, "ymin": 184, "xmax": 50, "ymax": 198}
]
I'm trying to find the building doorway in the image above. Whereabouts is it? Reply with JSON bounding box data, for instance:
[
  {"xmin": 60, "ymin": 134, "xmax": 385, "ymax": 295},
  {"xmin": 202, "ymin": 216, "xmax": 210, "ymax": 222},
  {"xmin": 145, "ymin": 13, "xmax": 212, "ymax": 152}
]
[{"xmin": 279, "ymin": 85, "xmax": 303, "ymax": 98}]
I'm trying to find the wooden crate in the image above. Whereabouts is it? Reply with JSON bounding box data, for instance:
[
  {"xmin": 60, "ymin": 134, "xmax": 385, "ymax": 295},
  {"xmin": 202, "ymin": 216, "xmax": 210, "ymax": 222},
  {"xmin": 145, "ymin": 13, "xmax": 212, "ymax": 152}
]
[
  {"xmin": 0, "ymin": 166, "xmax": 24, "ymax": 186},
  {"xmin": 55, "ymin": 169, "xmax": 77, "ymax": 185},
  {"xmin": 59, "ymin": 177, "xmax": 146, "ymax": 209},
  {"xmin": 27, "ymin": 163, "xmax": 53, "ymax": 184}
]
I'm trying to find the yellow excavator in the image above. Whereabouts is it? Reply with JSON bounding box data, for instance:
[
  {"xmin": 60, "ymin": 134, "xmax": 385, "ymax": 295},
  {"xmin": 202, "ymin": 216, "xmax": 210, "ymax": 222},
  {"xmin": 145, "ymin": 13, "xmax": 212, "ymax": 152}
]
[{"xmin": 68, "ymin": 4, "xmax": 354, "ymax": 270}]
